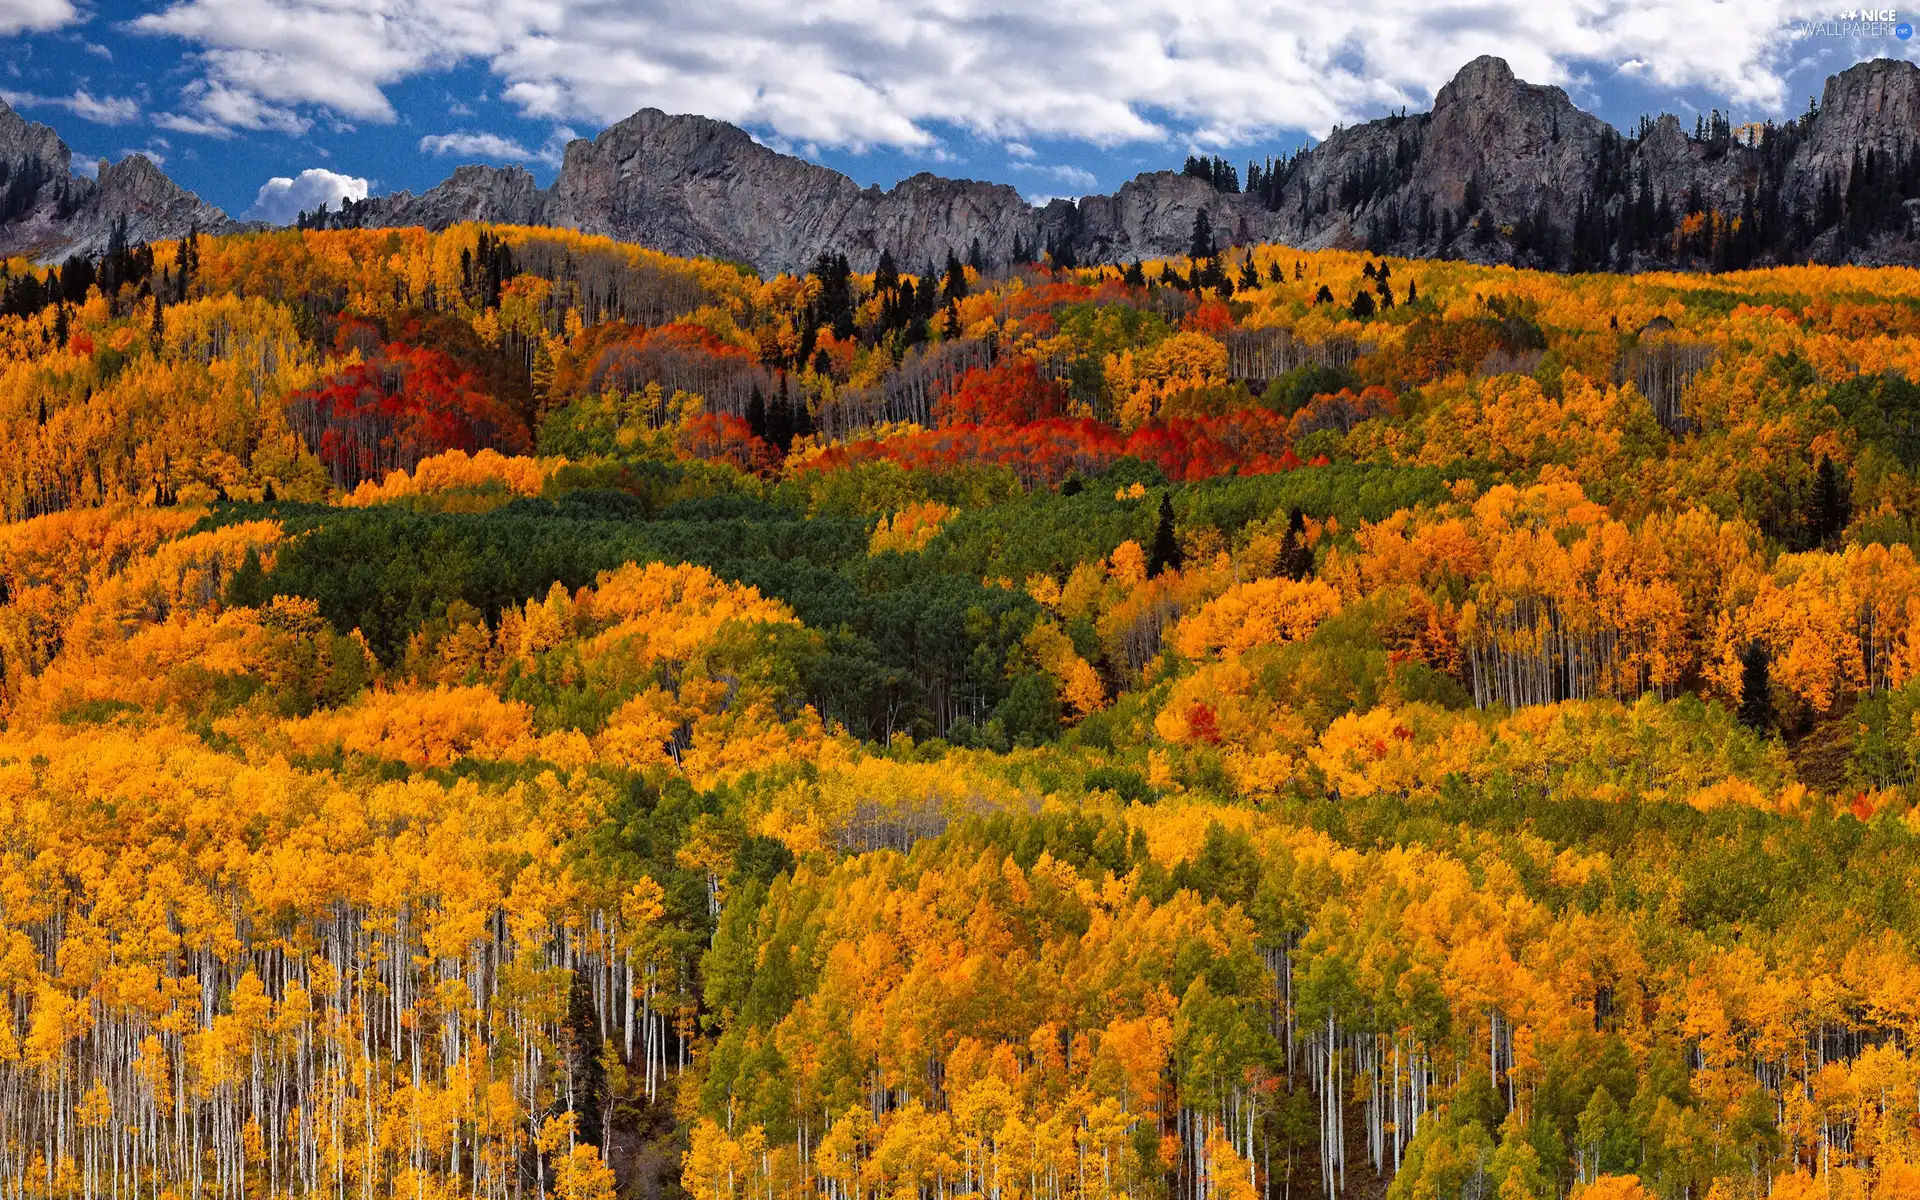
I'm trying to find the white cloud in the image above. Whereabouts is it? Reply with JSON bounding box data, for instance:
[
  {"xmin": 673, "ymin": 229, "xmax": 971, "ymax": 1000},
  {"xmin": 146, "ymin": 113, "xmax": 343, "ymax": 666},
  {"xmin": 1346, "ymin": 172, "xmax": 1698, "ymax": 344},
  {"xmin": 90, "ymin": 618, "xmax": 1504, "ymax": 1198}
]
[
  {"xmin": 130, "ymin": 0, "xmax": 1839, "ymax": 147},
  {"xmin": 153, "ymin": 110, "xmax": 237, "ymax": 137},
  {"xmin": 1004, "ymin": 141, "xmax": 1037, "ymax": 160},
  {"xmin": 65, "ymin": 90, "xmax": 140, "ymax": 125},
  {"xmin": 0, "ymin": 0, "xmax": 77, "ymax": 36},
  {"xmin": 242, "ymin": 167, "xmax": 368, "ymax": 223},
  {"xmin": 1013, "ymin": 162, "xmax": 1100, "ymax": 189},
  {"xmin": 420, "ymin": 126, "xmax": 573, "ymax": 165},
  {"xmin": 420, "ymin": 130, "xmax": 533, "ymax": 159},
  {"xmin": 3, "ymin": 89, "xmax": 141, "ymax": 125}
]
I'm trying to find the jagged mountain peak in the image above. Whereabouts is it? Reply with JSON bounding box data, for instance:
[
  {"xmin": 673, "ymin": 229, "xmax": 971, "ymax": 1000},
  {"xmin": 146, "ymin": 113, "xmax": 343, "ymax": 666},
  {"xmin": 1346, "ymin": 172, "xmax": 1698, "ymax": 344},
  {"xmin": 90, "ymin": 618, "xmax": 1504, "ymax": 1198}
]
[
  {"xmin": 0, "ymin": 100, "xmax": 236, "ymax": 262},
  {"xmin": 0, "ymin": 98, "xmax": 71, "ymax": 175},
  {"xmin": 8, "ymin": 56, "xmax": 1920, "ymax": 275},
  {"xmin": 1435, "ymin": 55, "xmax": 1519, "ymax": 100}
]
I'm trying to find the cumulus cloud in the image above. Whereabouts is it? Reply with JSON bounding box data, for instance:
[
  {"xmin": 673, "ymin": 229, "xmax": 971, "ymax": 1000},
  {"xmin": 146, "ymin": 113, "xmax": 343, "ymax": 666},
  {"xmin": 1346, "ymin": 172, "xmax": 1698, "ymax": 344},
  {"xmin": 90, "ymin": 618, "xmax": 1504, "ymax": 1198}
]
[
  {"xmin": 3, "ymin": 89, "xmax": 141, "ymax": 125},
  {"xmin": 132, "ymin": 0, "xmax": 1840, "ymax": 146},
  {"xmin": 0, "ymin": 0, "xmax": 77, "ymax": 36},
  {"xmin": 242, "ymin": 167, "xmax": 368, "ymax": 223}
]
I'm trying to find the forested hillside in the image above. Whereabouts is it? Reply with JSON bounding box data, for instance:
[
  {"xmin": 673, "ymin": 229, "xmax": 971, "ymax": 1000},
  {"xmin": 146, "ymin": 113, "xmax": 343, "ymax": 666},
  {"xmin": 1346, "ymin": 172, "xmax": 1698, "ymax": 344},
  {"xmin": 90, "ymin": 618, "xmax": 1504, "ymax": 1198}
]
[{"xmin": 4, "ymin": 223, "xmax": 1920, "ymax": 1200}]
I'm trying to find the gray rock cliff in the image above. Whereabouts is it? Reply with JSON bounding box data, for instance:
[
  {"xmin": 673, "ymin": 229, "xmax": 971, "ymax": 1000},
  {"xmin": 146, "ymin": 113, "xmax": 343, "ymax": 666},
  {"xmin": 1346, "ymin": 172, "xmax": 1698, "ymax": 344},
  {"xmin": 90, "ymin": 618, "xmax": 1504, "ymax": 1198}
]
[
  {"xmin": 10, "ymin": 56, "xmax": 1920, "ymax": 275},
  {"xmin": 0, "ymin": 99, "xmax": 238, "ymax": 261}
]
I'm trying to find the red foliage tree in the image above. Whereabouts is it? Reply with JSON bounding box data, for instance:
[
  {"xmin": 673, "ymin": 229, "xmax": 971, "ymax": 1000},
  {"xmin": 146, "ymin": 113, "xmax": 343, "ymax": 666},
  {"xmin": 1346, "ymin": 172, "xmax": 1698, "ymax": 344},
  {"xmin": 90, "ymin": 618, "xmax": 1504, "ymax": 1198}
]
[
  {"xmin": 934, "ymin": 360, "xmax": 1069, "ymax": 427},
  {"xmin": 286, "ymin": 344, "xmax": 530, "ymax": 489},
  {"xmin": 679, "ymin": 412, "xmax": 777, "ymax": 475},
  {"xmin": 1182, "ymin": 300, "xmax": 1235, "ymax": 334},
  {"xmin": 797, "ymin": 404, "xmax": 1300, "ymax": 489}
]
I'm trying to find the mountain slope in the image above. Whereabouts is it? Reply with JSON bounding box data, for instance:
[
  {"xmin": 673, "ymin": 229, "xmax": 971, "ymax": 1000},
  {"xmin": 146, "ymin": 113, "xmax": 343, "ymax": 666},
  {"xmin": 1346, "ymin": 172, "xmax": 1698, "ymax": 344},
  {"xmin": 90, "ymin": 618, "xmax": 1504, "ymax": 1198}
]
[
  {"xmin": 0, "ymin": 100, "xmax": 238, "ymax": 261},
  {"xmin": 5, "ymin": 56, "xmax": 1919, "ymax": 275},
  {"xmin": 346, "ymin": 55, "xmax": 1920, "ymax": 275}
]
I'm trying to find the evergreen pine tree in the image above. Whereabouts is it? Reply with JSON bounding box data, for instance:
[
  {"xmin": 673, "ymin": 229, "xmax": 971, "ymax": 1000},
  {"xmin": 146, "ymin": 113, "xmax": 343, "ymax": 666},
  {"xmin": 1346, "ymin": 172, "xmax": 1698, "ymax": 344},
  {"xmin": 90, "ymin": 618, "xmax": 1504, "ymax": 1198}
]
[
  {"xmin": 563, "ymin": 970, "xmax": 607, "ymax": 1147},
  {"xmin": 767, "ymin": 376, "xmax": 794, "ymax": 452},
  {"xmin": 1189, "ymin": 211, "xmax": 1215, "ymax": 261},
  {"xmin": 942, "ymin": 250, "xmax": 968, "ymax": 302},
  {"xmin": 791, "ymin": 385, "xmax": 815, "ymax": 443},
  {"xmin": 262, "ymin": 479, "xmax": 277, "ymax": 504},
  {"xmin": 225, "ymin": 547, "xmax": 270, "ymax": 609},
  {"xmin": 1124, "ymin": 260, "xmax": 1146, "ymax": 288},
  {"xmin": 745, "ymin": 385, "xmax": 768, "ymax": 440},
  {"xmin": 1809, "ymin": 455, "xmax": 1851, "ymax": 546},
  {"xmin": 1279, "ymin": 507, "xmax": 1315, "ymax": 580},
  {"xmin": 1148, "ymin": 494, "xmax": 1183, "ymax": 578},
  {"xmin": 1737, "ymin": 640, "xmax": 1775, "ymax": 732}
]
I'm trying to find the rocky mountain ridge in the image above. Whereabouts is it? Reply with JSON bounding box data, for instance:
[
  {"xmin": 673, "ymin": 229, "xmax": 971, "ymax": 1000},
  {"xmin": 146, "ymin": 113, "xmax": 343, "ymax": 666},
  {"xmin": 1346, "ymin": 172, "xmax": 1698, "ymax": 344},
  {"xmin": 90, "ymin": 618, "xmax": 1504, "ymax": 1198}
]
[
  {"xmin": 346, "ymin": 54, "xmax": 1920, "ymax": 275},
  {"xmin": 4, "ymin": 55, "xmax": 1920, "ymax": 275},
  {"xmin": 0, "ymin": 100, "xmax": 239, "ymax": 262}
]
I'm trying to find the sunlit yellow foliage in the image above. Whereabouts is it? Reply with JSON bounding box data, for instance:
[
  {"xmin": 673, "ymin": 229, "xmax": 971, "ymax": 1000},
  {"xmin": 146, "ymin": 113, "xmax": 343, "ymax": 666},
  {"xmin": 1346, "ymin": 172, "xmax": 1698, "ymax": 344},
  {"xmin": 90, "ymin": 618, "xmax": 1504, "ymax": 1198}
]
[
  {"xmin": 1170, "ymin": 576, "xmax": 1341, "ymax": 660},
  {"xmin": 343, "ymin": 448, "xmax": 567, "ymax": 507}
]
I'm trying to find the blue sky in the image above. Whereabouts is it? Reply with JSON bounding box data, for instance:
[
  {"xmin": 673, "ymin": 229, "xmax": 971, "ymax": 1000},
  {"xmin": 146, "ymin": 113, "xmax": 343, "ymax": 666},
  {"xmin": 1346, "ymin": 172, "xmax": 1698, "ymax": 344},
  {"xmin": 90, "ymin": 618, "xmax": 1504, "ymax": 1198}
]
[{"xmin": 0, "ymin": 0, "xmax": 1911, "ymax": 223}]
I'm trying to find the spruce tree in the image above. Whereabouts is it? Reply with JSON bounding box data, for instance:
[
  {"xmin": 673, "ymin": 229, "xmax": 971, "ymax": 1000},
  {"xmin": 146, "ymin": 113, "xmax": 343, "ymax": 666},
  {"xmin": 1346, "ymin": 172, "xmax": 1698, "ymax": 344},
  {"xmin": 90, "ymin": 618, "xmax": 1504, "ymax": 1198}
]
[
  {"xmin": 563, "ymin": 970, "xmax": 607, "ymax": 1146},
  {"xmin": 1808, "ymin": 455, "xmax": 1851, "ymax": 546},
  {"xmin": 791, "ymin": 386, "xmax": 814, "ymax": 443},
  {"xmin": 942, "ymin": 250, "xmax": 968, "ymax": 303},
  {"xmin": 1279, "ymin": 507, "xmax": 1314, "ymax": 580},
  {"xmin": 745, "ymin": 385, "xmax": 768, "ymax": 440},
  {"xmin": 767, "ymin": 376, "xmax": 794, "ymax": 452},
  {"xmin": 225, "ymin": 547, "xmax": 270, "ymax": 609},
  {"xmin": 1148, "ymin": 494, "xmax": 1183, "ymax": 578},
  {"xmin": 1189, "ymin": 211, "xmax": 1215, "ymax": 261},
  {"xmin": 1737, "ymin": 640, "xmax": 1775, "ymax": 733}
]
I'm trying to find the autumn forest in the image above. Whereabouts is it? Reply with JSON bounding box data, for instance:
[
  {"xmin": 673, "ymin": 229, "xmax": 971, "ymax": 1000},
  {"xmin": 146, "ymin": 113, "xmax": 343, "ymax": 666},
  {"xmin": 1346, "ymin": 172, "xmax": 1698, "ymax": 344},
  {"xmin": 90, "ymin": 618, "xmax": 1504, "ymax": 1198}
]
[{"xmin": 3, "ymin": 217, "xmax": 1920, "ymax": 1200}]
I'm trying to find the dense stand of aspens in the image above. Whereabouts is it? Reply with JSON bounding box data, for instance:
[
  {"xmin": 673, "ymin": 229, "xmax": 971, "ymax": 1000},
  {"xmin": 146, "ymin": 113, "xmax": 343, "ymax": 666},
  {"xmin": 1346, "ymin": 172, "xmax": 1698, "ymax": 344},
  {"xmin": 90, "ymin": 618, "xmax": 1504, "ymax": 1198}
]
[{"xmin": 3, "ymin": 223, "xmax": 1920, "ymax": 1200}]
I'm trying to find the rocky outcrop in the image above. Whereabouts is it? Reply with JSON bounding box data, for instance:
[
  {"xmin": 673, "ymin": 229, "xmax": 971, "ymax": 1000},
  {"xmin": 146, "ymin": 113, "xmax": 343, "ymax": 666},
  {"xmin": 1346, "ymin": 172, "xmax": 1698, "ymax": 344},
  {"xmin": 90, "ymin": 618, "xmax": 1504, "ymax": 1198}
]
[
  {"xmin": 378, "ymin": 109, "xmax": 1047, "ymax": 275},
  {"xmin": 1257, "ymin": 55, "xmax": 1920, "ymax": 268},
  {"xmin": 373, "ymin": 164, "xmax": 545, "ymax": 231},
  {"xmin": 346, "ymin": 54, "xmax": 1920, "ymax": 275},
  {"xmin": 0, "ymin": 99, "xmax": 239, "ymax": 261},
  {"xmin": 10, "ymin": 55, "xmax": 1920, "ymax": 274}
]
